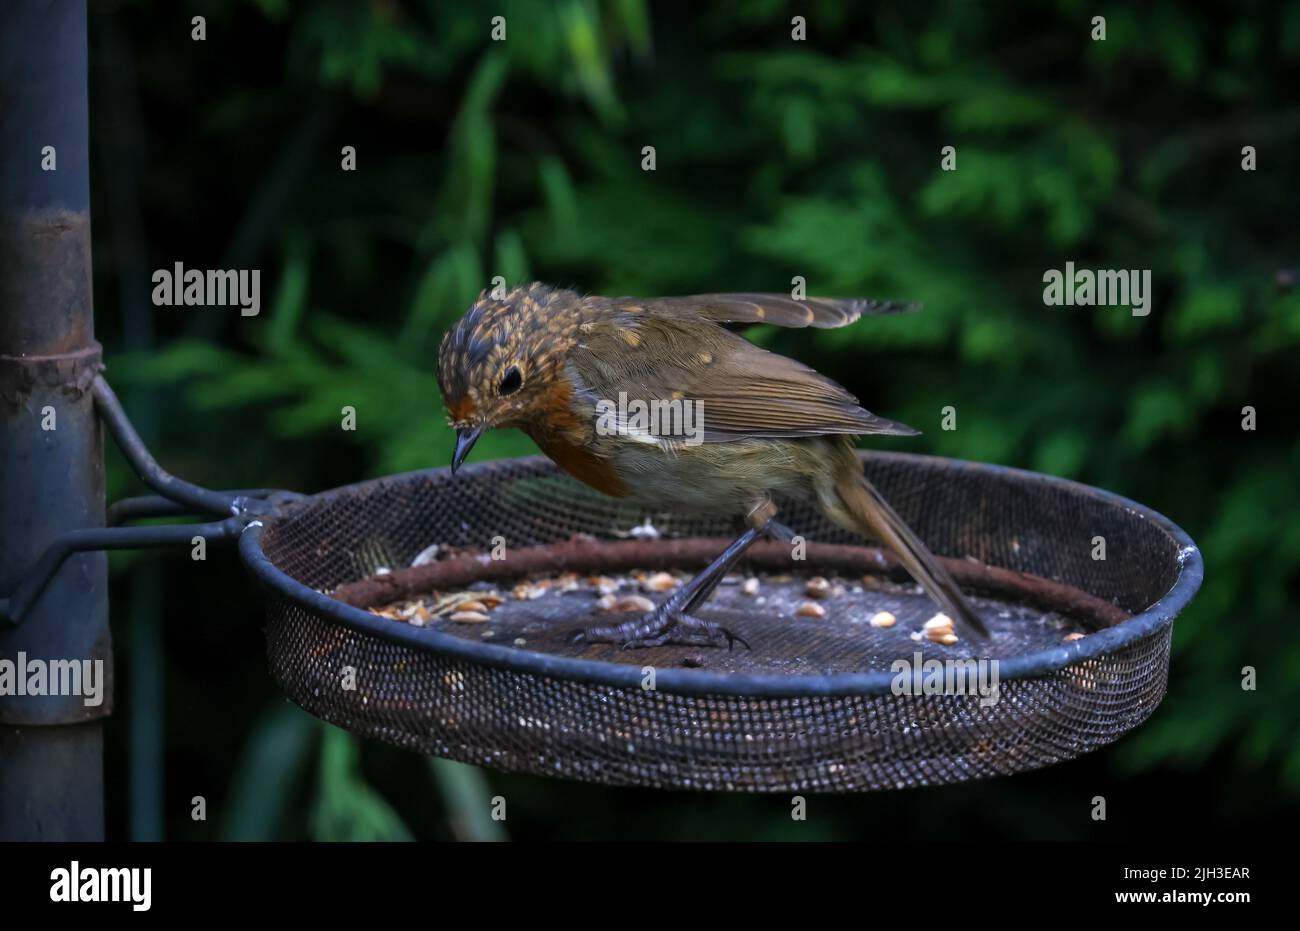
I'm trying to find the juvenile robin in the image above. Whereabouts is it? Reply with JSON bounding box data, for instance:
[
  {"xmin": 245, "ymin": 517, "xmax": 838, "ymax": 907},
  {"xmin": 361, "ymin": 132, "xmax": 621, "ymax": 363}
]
[{"xmin": 437, "ymin": 283, "xmax": 988, "ymax": 649}]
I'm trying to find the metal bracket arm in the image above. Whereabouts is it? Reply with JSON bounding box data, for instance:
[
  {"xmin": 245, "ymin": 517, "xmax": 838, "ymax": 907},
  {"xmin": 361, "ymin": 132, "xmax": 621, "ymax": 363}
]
[{"xmin": 0, "ymin": 375, "xmax": 301, "ymax": 625}]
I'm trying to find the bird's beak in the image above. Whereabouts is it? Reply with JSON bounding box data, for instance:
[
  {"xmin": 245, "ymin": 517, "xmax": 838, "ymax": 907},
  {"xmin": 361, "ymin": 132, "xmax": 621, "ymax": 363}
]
[{"xmin": 451, "ymin": 424, "xmax": 485, "ymax": 475}]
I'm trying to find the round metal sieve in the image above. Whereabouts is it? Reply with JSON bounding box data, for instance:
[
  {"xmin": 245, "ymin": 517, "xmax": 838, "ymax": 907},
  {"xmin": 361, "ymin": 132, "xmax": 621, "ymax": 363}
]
[{"xmin": 239, "ymin": 452, "xmax": 1202, "ymax": 793}]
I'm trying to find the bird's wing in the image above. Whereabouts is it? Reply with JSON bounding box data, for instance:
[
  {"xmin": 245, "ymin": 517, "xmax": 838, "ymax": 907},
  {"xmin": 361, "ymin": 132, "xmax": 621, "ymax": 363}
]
[
  {"xmin": 569, "ymin": 315, "xmax": 918, "ymax": 442},
  {"xmin": 608, "ymin": 292, "xmax": 918, "ymax": 330}
]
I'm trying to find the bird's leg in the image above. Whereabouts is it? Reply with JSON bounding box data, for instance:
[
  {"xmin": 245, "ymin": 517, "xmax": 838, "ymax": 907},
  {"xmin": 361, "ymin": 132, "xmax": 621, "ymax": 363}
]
[
  {"xmin": 656, "ymin": 502, "xmax": 798, "ymax": 646},
  {"xmin": 672, "ymin": 505, "xmax": 787, "ymax": 614},
  {"xmin": 571, "ymin": 514, "xmax": 784, "ymax": 650}
]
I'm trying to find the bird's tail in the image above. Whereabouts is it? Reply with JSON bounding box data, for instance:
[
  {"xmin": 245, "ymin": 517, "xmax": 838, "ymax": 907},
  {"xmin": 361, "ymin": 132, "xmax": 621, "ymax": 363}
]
[{"xmin": 834, "ymin": 470, "xmax": 989, "ymax": 639}]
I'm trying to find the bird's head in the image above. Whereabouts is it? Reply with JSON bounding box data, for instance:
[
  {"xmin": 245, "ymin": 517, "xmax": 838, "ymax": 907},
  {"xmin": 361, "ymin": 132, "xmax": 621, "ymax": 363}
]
[{"xmin": 436, "ymin": 283, "xmax": 576, "ymax": 473}]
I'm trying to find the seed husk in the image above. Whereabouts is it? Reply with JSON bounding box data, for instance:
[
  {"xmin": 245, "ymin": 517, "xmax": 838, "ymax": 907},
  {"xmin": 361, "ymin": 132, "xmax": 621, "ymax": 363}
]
[
  {"xmin": 450, "ymin": 610, "xmax": 490, "ymax": 624},
  {"xmin": 923, "ymin": 613, "xmax": 955, "ymax": 632},
  {"xmin": 410, "ymin": 543, "xmax": 440, "ymax": 567},
  {"xmin": 925, "ymin": 625, "xmax": 959, "ymax": 644},
  {"xmin": 429, "ymin": 592, "xmax": 488, "ymax": 617},
  {"xmin": 510, "ymin": 582, "xmax": 546, "ymax": 600},
  {"xmin": 643, "ymin": 572, "xmax": 677, "ymax": 593},
  {"xmin": 608, "ymin": 594, "xmax": 655, "ymax": 613},
  {"xmin": 805, "ymin": 576, "xmax": 832, "ymax": 599}
]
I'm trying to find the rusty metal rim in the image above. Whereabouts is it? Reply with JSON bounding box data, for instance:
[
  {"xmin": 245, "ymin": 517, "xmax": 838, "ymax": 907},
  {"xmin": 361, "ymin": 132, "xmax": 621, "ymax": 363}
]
[{"xmin": 238, "ymin": 453, "xmax": 1203, "ymax": 698}]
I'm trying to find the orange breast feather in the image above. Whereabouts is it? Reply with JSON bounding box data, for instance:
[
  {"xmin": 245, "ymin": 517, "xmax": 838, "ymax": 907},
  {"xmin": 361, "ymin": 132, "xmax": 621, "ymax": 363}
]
[{"xmin": 528, "ymin": 377, "xmax": 629, "ymax": 498}]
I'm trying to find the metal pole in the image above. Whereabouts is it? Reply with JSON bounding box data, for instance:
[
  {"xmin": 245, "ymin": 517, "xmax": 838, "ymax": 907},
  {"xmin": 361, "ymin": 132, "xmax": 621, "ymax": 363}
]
[{"xmin": 0, "ymin": 0, "xmax": 108, "ymax": 840}]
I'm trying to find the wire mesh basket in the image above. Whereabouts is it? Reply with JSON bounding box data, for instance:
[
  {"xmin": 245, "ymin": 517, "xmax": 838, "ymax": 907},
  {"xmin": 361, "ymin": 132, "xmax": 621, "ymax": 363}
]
[{"xmin": 239, "ymin": 452, "xmax": 1202, "ymax": 793}]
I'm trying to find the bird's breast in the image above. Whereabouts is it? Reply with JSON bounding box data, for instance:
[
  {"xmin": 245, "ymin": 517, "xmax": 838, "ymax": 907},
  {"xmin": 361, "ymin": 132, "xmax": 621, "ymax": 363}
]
[
  {"xmin": 532, "ymin": 431, "xmax": 632, "ymax": 497},
  {"xmin": 525, "ymin": 374, "xmax": 631, "ymax": 498}
]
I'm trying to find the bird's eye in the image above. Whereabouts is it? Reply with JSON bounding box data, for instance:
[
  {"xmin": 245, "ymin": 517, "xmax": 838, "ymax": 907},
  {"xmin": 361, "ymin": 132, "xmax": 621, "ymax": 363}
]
[{"xmin": 498, "ymin": 366, "xmax": 522, "ymax": 396}]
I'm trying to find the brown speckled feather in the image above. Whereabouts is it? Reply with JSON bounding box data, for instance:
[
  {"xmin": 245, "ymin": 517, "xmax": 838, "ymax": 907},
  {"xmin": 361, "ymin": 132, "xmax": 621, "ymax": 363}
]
[
  {"xmin": 569, "ymin": 312, "xmax": 919, "ymax": 442},
  {"xmin": 608, "ymin": 293, "xmax": 917, "ymax": 329}
]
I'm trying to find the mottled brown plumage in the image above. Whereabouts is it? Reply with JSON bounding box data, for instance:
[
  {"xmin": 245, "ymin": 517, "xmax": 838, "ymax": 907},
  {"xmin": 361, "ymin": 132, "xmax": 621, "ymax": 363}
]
[{"xmin": 437, "ymin": 283, "xmax": 987, "ymax": 648}]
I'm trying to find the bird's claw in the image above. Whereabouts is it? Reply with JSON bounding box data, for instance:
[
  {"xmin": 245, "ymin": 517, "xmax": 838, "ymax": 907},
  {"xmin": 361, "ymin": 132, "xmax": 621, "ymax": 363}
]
[
  {"xmin": 571, "ymin": 610, "xmax": 750, "ymax": 652},
  {"xmin": 719, "ymin": 627, "xmax": 751, "ymax": 651}
]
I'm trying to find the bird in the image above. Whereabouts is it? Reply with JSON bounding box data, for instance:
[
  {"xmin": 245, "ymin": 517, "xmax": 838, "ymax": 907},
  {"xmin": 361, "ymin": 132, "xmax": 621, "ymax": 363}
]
[{"xmin": 437, "ymin": 283, "xmax": 988, "ymax": 650}]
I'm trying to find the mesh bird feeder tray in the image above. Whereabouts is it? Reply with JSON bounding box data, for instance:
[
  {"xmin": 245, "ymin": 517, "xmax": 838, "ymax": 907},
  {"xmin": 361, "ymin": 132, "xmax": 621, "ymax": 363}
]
[{"xmin": 239, "ymin": 452, "xmax": 1202, "ymax": 793}]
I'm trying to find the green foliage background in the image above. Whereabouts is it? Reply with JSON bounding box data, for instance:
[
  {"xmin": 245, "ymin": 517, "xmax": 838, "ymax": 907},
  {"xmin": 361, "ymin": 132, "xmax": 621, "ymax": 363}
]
[{"xmin": 90, "ymin": 0, "xmax": 1299, "ymax": 839}]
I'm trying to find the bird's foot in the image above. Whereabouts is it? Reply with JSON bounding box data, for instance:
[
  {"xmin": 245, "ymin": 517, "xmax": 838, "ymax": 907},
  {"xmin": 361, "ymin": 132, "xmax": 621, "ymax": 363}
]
[
  {"xmin": 570, "ymin": 607, "xmax": 750, "ymax": 652},
  {"xmin": 622, "ymin": 613, "xmax": 751, "ymax": 651}
]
